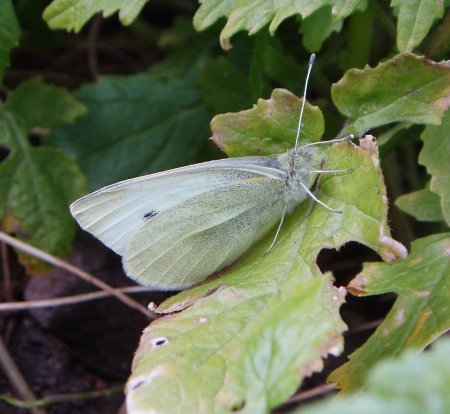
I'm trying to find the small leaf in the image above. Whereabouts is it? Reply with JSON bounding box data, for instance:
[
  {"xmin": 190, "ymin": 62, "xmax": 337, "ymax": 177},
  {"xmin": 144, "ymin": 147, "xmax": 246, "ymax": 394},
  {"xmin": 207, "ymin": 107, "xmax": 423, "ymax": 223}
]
[
  {"xmin": 392, "ymin": 0, "xmax": 445, "ymax": 52},
  {"xmin": 396, "ymin": 183, "xmax": 445, "ymax": 222},
  {"xmin": 263, "ymin": 44, "xmax": 304, "ymax": 92},
  {"xmin": 419, "ymin": 108, "xmax": 450, "ymax": 226},
  {"xmin": 301, "ymin": 6, "xmax": 343, "ymax": 53},
  {"xmin": 292, "ymin": 337, "xmax": 450, "ymax": 414},
  {"xmin": 5, "ymin": 76, "xmax": 87, "ymax": 129},
  {"xmin": 47, "ymin": 70, "xmax": 212, "ymax": 191},
  {"xmin": 329, "ymin": 233, "xmax": 450, "ymax": 391},
  {"xmin": 332, "ymin": 53, "xmax": 450, "ymax": 136},
  {"xmin": 0, "ymin": 0, "xmax": 20, "ymax": 82},
  {"xmin": 0, "ymin": 79, "xmax": 86, "ymax": 265},
  {"xmin": 210, "ymin": 88, "xmax": 325, "ymax": 157},
  {"xmin": 43, "ymin": 0, "xmax": 150, "ymax": 32},
  {"xmin": 194, "ymin": 0, "xmax": 367, "ymax": 49}
]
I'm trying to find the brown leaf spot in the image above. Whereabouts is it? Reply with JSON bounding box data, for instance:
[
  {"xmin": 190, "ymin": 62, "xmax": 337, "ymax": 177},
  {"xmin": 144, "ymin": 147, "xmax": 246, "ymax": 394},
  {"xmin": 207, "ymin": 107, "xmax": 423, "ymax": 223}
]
[{"xmin": 348, "ymin": 274, "xmax": 368, "ymax": 295}]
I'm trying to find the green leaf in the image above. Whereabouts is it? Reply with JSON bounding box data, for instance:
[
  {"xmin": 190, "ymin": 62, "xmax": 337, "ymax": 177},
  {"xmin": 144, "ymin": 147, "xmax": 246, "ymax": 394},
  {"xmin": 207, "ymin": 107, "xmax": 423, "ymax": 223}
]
[
  {"xmin": 292, "ymin": 337, "xmax": 450, "ymax": 414},
  {"xmin": 329, "ymin": 233, "xmax": 450, "ymax": 391},
  {"xmin": 0, "ymin": 0, "xmax": 20, "ymax": 82},
  {"xmin": 210, "ymin": 88, "xmax": 325, "ymax": 157},
  {"xmin": 392, "ymin": 0, "xmax": 445, "ymax": 52},
  {"xmin": 419, "ymin": 109, "xmax": 450, "ymax": 226},
  {"xmin": 396, "ymin": 183, "xmax": 445, "ymax": 222},
  {"xmin": 43, "ymin": 0, "xmax": 150, "ymax": 32},
  {"xmin": 194, "ymin": 0, "xmax": 367, "ymax": 49},
  {"xmin": 332, "ymin": 53, "xmax": 450, "ymax": 136},
  {"xmin": 4, "ymin": 76, "xmax": 87, "ymax": 130},
  {"xmin": 263, "ymin": 44, "xmax": 304, "ymax": 92},
  {"xmin": 301, "ymin": 6, "xmax": 343, "ymax": 53},
  {"xmin": 199, "ymin": 57, "xmax": 254, "ymax": 113},
  {"xmin": 0, "ymin": 79, "xmax": 86, "ymax": 265},
  {"xmin": 47, "ymin": 70, "xmax": 212, "ymax": 191},
  {"xmin": 125, "ymin": 118, "xmax": 407, "ymax": 412}
]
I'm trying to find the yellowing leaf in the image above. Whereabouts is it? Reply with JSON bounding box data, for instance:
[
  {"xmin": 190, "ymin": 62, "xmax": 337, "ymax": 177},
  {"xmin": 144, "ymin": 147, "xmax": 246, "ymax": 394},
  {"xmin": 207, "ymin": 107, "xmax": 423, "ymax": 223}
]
[
  {"xmin": 211, "ymin": 89, "xmax": 324, "ymax": 157},
  {"xmin": 293, "ymin": 337, "xmax": 450, "ymax": 414},
  {"xmin": 43, "ymin": 0, "xmax": 149, "ymax": 32},
  {"xmin": 332, "ymin": 53, "xmax": 450, "ymax": 136},
  {"xmin": 329, "ymin": 233, "xmax": 450, "ymax": 391},
  {"xmin": 194, "ymin": 0, "xmax": 367, "ymax": 49}
]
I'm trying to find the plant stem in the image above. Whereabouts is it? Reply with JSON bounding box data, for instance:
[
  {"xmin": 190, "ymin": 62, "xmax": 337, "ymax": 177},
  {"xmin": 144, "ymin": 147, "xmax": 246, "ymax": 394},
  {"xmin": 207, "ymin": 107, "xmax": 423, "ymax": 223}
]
[
  {"xmin": 0, "ymin": 336, "xmax": 47, "ymax": 414},
  {"xmin": 0, "ymin": 385, "xmax": 123, "ymax": 409}
]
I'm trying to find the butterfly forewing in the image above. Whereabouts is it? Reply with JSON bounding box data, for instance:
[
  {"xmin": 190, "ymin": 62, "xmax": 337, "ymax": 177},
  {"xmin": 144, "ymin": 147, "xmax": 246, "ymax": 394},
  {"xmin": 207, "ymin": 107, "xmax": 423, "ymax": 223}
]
[{"xmin": 70, "ymin": 157, "xmax": 285, "ymax": 256}]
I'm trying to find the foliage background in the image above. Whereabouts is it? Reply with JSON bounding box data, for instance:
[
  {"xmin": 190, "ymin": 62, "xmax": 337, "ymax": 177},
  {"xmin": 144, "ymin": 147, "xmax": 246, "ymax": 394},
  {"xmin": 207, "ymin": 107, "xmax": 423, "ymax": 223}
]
[{"xmin": 0, "ymin": 1, "xmax": 449, "ymax": 413}]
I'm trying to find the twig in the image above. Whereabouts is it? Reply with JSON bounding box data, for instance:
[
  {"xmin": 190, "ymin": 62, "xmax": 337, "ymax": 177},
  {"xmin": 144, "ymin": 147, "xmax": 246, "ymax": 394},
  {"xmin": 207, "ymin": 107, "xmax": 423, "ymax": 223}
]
[
  {"xmin": 117, "ymin": 401, "xmax": 127, "ymax": 414},
  {"xmin": 346, "ymin": 318, "xmax": 383, "ymax": 335},
  {"xmin": 278, "ymin": 382, "xmax": 336, "ymax": 408},
  {"xmin": 0, "ymin": 335, "xmax": 47, "ymax": 414},
  {"xmin": 0, "ymin": 286, "xmax": 154, "ymax": 312},
  {"xmin": 0, "ymin": 385, "xmax": 123, "ymax": 409},
  {"xmin": 1, "ymin": 241, "xmax": 13, "ymax": 302},
  {"xmin": 0, "ymin": 231, "xmax": 156, "ymax": 319},
  {"xmin": 87, "ymin": 14, "xmax": 102, "ymax": 80}
]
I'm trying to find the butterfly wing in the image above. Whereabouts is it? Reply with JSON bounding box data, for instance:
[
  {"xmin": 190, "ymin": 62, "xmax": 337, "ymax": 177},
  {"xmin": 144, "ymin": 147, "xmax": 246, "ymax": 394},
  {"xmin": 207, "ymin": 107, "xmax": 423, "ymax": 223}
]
[
  {"xmin": 123, "ymin": 174, "xmax": 286, "ymax": 289},
  {"xmin": 70, "ymin": 157, "xmax": 285, "ymax": 255}
]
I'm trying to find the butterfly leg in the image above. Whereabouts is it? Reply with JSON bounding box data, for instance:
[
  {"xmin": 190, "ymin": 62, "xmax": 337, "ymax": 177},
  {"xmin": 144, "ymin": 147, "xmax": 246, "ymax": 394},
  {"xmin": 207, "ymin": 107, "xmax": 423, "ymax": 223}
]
[
  {"xmin": 264, "ymin": 204, "xmax": 288, "ymax": 256},
  {"xmin": 298, "ymin": 181, "xmax": 342, "ymax": 213}
]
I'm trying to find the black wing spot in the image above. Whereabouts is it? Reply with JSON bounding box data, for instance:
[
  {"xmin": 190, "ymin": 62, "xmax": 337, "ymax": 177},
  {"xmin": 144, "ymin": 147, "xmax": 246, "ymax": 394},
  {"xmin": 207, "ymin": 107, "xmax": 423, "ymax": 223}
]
[{"xmin": 143, "ymin": 210, "xmax": 158, "ymax": 220}]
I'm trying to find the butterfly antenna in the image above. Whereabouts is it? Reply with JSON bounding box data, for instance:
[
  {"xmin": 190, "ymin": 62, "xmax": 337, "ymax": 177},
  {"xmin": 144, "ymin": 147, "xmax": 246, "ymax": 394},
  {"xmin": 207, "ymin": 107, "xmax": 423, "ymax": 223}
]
[{"xmin": 294, "ymin": 53, "xmax": 316, "ymax": 151}]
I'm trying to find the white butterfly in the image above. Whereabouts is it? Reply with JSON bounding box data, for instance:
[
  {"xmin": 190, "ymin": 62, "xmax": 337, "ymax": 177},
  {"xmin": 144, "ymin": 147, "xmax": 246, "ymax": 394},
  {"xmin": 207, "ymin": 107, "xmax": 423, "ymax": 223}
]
[{"xmin": 70, "ymin": 55, "xmax": 352, "ymax": 290}]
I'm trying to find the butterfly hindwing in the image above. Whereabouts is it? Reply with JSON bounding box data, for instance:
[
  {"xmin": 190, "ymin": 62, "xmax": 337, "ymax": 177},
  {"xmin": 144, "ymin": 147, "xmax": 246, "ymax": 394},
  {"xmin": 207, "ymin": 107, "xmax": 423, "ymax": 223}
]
[{"xmin": 123, "ymin": 175, "xmax": 286, "ymax": 289}]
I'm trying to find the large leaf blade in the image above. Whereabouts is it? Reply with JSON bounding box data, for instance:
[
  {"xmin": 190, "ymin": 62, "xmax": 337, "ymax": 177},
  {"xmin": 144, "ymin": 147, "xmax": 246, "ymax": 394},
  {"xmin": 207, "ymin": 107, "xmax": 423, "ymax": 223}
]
[
  {"xmin": 47, "ymin": 71, "xmax": 211, "ymax": 191},
  {"xmin": 125, "ymin": 123, "xmax": 406, "ymax": 413}
]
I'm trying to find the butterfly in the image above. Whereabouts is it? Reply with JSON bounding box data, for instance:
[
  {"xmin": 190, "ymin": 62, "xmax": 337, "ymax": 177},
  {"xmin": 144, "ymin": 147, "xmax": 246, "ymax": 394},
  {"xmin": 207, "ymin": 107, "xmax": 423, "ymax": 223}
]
[{"xmin": 70, "ymin": 54, "xmax": 353, "ymax": 290}]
